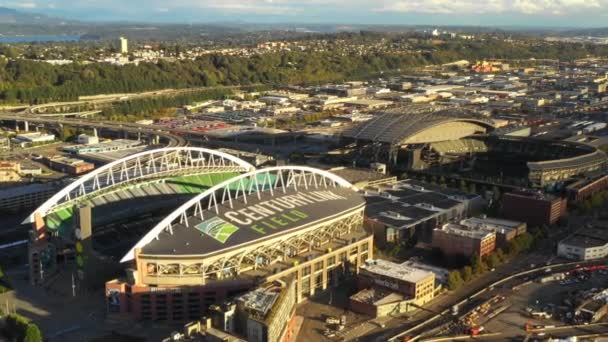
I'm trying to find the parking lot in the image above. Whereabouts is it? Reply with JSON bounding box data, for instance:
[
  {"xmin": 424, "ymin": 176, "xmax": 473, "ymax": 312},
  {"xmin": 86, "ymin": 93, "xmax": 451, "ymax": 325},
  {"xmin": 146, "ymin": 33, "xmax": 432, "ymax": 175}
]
[{"xmin": 484, "ymin": 267, "xmax": 608, "ymax": 339}]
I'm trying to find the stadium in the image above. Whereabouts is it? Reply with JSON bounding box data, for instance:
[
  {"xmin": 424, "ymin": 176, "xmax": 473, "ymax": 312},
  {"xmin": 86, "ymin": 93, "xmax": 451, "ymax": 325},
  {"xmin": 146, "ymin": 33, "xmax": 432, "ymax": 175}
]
[
  {"xmin": 26, "ymin": 151, "xmax": 373, "ymax": 322},
  {"xmin": 343, "ymin": 106, "xmax": 607, "ymax": 188},
  {"xmin": 106, "ymin": 166, "xmax": 372, "ymax": 321},
  {"xmin": 27, "ymin": 147, "xmax": 256, "ymax": 285}
]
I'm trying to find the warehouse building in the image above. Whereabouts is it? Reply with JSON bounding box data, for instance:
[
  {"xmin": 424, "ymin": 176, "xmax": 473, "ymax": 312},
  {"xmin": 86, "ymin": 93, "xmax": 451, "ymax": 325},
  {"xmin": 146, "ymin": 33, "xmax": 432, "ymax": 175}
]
[
  {"xmin": 558, "ymin": 227, "xmax": 608, "ymax": 261},
  {"xmin": 350, "ymin": 259, "xmax": 436, "ymax": 317}
]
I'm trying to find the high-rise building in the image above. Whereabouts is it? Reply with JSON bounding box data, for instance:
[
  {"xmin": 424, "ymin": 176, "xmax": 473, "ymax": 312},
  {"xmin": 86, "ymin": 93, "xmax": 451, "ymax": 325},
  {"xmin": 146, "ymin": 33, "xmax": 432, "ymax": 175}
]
[{"xmin": 119, "ymin": 36, "xmax": 128, "ymax": 54}]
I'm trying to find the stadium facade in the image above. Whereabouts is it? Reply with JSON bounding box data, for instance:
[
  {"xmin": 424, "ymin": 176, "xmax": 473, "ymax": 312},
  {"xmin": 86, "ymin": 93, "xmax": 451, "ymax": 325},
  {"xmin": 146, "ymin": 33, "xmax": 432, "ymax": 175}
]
[{"xmin": 105, "ymin": 166, "xmax": 373, "ymax": 321}]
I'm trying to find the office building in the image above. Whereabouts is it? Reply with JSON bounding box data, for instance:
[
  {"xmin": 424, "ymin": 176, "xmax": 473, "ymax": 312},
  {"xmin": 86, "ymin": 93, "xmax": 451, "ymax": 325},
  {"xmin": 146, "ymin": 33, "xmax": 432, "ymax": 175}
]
[
  {"xmin": 432, "ymin": 223, "xmax": 496, "ymax": 258},
  {"xmin": 501, "ymin": 190, "xmax": 567, "ymax": 227}
]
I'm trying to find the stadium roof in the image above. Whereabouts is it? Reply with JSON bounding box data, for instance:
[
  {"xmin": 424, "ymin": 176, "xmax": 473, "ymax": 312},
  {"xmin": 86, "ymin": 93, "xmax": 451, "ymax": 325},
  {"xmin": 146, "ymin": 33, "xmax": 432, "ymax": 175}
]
[
  {"xmin": 123, "ymin": 166, "xmax": 363, "ymax": 262},
  {"xmin": 343, "ymin": 106, "xmax": 495, "ymax": 145},
  {"xmin": 141, "ymin": 186, "xmax": 364, "ymax": 257}
]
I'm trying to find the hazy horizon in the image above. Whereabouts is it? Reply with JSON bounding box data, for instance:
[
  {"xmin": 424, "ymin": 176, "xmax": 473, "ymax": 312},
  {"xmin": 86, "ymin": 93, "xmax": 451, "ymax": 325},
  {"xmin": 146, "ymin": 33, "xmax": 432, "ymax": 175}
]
[{"xmin": 1, "ymin": 0, "xmax": 608, "ymax": 29}]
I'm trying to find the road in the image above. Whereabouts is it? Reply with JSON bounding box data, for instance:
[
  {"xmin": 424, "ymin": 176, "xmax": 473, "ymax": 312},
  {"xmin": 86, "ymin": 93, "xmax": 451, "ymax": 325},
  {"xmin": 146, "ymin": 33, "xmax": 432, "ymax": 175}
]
[
  {"xmin": 371, "ymin": 258, "xmax": 608, "ymax": 342},
  {"xmin": 25, "ymin": 84, "xmax": 257, "ymax": 115},
  {"xmin": 0, "ymin": 113, "xmax": 187, "ymax": 147}
]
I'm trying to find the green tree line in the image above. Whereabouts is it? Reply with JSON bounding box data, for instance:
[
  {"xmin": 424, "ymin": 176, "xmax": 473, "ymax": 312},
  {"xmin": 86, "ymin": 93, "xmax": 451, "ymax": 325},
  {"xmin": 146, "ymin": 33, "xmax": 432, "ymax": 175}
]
[
  {"xmin": 3, "ymin": 37, "xmax": 608, "ymax": 105},
  {"xmin": 447, "ymin": 232, "xmax": 535, "ymax": 291}
]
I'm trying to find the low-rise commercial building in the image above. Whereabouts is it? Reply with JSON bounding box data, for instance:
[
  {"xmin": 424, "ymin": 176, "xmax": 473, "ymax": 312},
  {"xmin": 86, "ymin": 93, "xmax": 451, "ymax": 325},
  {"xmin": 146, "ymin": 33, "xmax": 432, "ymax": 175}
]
[
  {"xmin": 76, "ymin": 134, "xmax": 99, "ymax": 145},
  {"xmin": 0, "ymin": 161, "xmax": 21, "ymax": 183},
  {"xmin": 235, "ymin": 279, "xmax": 297, "ymax": 342},
  {"xmin": 432, "ymin": 223, "xmax": 496, "ymax": 259},
  {"xmin": 62, "ymin": 139, "xmax": 142, "ymax": 154},
  {"xmin": 458, "ymin": 216, "xmax": 527, "ymax": 248},
  {"xmin": 13, "ymin": 132, "xmax": 55, "ymax": 144},
  {"xmin": 558, "ymin": 228, "xmax": 608, "ymax": 260},
  {"xmin": 565, "ymin": 174, "xmax": 608, "ymax": 202},
  {"xmin": 43, "ymin": 155, "xmax": 95, "ymax": 175},
  {"xmin": 350, "ymin": 259, "xmax": 436, "ymax": 317},
  {"xmin": 364, "ymin": 180, "xmax": 485, "ymax": 246},
  {"xmin": 501, "ymin": 190, "xmax": 567, "ymax": 227}
]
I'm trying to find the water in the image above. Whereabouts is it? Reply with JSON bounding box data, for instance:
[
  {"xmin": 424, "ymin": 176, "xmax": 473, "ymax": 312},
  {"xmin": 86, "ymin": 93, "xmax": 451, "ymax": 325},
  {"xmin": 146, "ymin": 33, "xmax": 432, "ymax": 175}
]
[{"xmin": 0, "ymin": 35, "xmax": 81, "ymax": 43}]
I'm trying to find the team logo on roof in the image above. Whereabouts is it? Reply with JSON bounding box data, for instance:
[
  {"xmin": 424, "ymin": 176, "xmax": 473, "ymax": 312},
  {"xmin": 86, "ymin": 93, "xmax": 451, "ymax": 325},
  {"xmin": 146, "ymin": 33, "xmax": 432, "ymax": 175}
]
[{"xmin": 196, "ymin": 217, "xmax": 239, "ymax": 244}]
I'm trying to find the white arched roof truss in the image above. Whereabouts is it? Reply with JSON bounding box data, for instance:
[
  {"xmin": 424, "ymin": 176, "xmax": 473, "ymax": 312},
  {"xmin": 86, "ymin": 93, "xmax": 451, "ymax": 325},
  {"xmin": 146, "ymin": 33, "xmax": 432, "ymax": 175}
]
[
  {"xmin": 27, "ymin": 147, "xmax": 255, "ymax": 223},
  {"xmin": 121, "ymin": 165, "xmax": 356, "ymax": 263}
]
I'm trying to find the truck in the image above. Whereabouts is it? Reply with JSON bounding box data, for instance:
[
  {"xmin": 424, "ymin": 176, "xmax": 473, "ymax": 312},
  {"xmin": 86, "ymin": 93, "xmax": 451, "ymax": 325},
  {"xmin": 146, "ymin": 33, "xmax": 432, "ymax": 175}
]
[
  {"xmin": 469, "ymin": 326, "xmax": 485, "ymax": 336},
  {"xmin": 325, "ymin": 317, "xmax": 340, "ymax": 325}
]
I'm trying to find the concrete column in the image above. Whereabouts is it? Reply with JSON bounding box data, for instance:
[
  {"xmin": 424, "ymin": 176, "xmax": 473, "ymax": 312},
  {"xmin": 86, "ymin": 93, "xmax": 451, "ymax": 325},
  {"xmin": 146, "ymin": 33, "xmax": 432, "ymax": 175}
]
[
  {"xmin": 93, "ymin": 128, "xmax": 98, "ymax": 137},
  {"xmin": 137, "ymin": 131, "xmax": 141, "ymax": 141},
  {"xmin": 24, "ymin": 121, "xmax": 29, "ymax": 132},
  {"xmin": 322, "ymin": 258, "xmax": 328, "ymax": 290},
  {"xmin": 296, "ymin": 268, "xmax": 303, "ymax": 303}
]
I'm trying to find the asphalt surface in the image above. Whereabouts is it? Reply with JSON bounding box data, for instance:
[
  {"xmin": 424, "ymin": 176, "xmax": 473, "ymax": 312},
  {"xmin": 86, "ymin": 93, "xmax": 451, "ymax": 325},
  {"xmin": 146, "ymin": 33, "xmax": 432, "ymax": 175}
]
[{"xmin": 367, "ymin": 257, "xmax": 608, "ymax": 342}]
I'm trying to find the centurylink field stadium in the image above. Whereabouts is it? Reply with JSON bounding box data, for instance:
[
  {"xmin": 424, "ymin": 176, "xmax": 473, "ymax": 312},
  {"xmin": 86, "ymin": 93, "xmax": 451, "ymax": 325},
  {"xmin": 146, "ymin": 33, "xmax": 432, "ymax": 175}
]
[{"xmin": 25, "ymin": 148, "xmax": 373, "ymax": 322}]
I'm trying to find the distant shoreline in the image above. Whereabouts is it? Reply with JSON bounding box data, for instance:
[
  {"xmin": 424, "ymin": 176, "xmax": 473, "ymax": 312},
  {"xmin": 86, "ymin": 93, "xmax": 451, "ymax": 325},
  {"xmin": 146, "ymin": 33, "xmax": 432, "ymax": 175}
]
[{"xmin": 0, "ymin": 35, "xmax": 81, "ymax": 43}]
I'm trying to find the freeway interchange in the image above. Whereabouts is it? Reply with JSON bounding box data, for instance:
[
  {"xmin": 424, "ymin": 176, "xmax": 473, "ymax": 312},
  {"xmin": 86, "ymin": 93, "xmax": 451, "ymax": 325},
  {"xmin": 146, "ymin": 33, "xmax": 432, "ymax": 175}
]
[{"xmin": 0, "ymin": 113, "xmax": 187, "ymax": 147}]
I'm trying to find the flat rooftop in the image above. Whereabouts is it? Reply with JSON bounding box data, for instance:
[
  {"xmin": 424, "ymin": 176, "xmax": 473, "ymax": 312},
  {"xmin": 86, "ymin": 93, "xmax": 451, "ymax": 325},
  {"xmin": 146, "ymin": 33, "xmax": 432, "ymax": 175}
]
[
  {"xmin": 460, "ymin": 216, "xmax": 524, "ymax": 233},
  {"xmin": 561, "ymin": 227, "xmax": 608, "ymax": 248},
  {"xmin": 239, "ymin": 287, "xmax": 279, "ymax": 317},
  {"xmin": 435, "ymin": 223, "xmax": 495, "ymax": 240},
  {"xmin": 350, "ymin": 288, "xmax": 405, "ymax": 305},
  {"xmin": 361, "ymin": 259, "xmax": 434, "ymax": 284},
  {"xmin": 364, "ymin": 180, "xmax": 475, "ymax": 229},
  {"xmin": 400, "ymin": 259, "xmax": 449, "ymax": 284},
  {"xmin": 63, "ymin": 139, "xmax": 143, "ymax": 154},
  {"xmin": 141, "ymin": 186, "xmax": 365, "ymax": 257}
]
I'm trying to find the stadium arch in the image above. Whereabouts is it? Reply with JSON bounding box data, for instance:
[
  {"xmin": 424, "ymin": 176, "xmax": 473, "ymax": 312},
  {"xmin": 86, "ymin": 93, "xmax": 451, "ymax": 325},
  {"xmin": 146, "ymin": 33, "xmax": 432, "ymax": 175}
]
[
  {"xmin": 121, "ymin": 165, "xmax": 357, "ymax": 264},
  {"xmin": 28, "ymin": 147, "xmax": 255, "ymax": 237}
]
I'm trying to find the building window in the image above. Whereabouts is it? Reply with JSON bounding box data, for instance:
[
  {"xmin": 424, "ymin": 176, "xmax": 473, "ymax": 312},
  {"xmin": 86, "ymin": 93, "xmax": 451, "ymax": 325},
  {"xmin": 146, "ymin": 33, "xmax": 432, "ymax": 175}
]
[
  {"xmin": 314, "ymin": 261, "xmax": 323, "ymax": 272},
  {"xmin": 315, "ymin": 274, "xmax": 323, "ymax": 288},
  {"xmin": 302, "ymin": 266, "xmax": 311, "ymax": 276},
  {"xmin": 328, "ymin": 256, "xmax": 336, "ymax": 266},
  {"xmin": 302, "ymin": 278, "xmax": 310, "ymax": 292}
]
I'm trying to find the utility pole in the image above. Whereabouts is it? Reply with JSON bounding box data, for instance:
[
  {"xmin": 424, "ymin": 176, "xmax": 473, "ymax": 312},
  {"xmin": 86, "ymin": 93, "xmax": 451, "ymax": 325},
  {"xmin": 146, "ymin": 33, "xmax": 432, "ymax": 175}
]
[
  {"xmin": 72, "ymin": 273, "xmax": 76, "ymax": 297},
  {"xmin": 39, "ymin": 259, "xmax": 44, "ymax": 283}
]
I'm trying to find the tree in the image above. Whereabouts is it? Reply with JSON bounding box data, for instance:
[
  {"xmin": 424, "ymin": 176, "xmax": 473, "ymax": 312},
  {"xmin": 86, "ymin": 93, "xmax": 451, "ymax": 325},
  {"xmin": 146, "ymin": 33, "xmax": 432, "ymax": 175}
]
[
  {"xmin": 471, "ymin": 255, "xmax": 487, "ymax": 275},
  {"xmin": 447, "ymin": 271, "xmax": 464, "ymax": 290},
  {"xmin": 24, "ymin": 324, "xmax": 43, "ymax": 342},
  {"xmin": 487, "ymin": 252, "xmax": 501, "ymax": 269},
  {"xmin": 461, "ymin": 266, "xmax": 473, "ymax": 282},
  {"xmin": 495, "ymin": 248, "xmax": 505, "ymax": 262}
]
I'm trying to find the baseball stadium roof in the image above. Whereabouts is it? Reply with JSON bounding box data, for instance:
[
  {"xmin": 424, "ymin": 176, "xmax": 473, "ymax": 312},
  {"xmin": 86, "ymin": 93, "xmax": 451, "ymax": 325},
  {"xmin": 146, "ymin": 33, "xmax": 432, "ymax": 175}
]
[{"xmin": 343, "ymin": 106, "xmax": 495, "ymax": 145}]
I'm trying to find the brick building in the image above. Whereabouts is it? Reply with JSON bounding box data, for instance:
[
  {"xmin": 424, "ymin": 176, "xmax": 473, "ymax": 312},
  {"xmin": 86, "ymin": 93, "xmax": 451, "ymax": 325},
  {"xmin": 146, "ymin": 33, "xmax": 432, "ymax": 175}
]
[
  {"xmin": 501, "ymin": 190, "xmax": 567, "ymax": 227},
  {"xmin": 432, "ymin": 223, "xmax": 496, "ymax": 258}
]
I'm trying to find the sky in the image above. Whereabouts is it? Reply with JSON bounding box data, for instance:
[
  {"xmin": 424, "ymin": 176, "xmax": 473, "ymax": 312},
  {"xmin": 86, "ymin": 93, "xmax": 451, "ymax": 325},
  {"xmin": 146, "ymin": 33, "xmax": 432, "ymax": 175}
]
[{"xmin": 2, "ymin": 0, "xmax": 608, "ymax": 27}]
